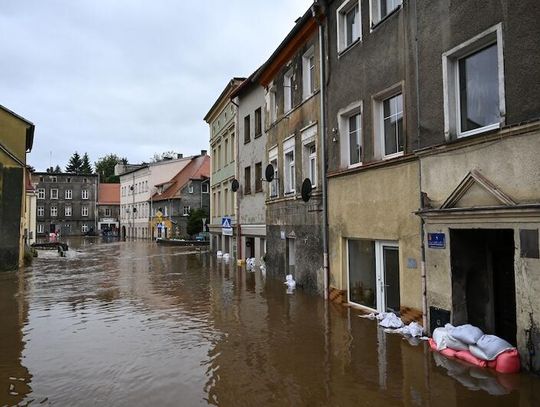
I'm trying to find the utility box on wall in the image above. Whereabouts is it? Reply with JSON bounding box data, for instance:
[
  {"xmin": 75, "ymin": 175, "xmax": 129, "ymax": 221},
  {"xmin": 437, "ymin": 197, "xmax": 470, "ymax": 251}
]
[{"xmin": 429, "ymin": 306, "xmax": 451, "ymax": 334}]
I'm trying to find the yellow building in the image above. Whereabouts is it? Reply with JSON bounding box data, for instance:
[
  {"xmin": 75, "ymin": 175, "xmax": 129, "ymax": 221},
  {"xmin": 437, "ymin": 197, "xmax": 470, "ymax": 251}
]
[{"xmin": 0, "ymin": 105, "xmax": 35, "ymax": 271}]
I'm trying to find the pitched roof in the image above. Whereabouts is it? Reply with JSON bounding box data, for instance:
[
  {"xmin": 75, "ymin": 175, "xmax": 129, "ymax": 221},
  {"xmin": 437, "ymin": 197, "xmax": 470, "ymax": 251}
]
[
  {"xmin": 152, "ymin": 155, "xmax": 210, "ymax": 202},
  {"xmin": 98, "ymin": 183, "xmax": 120, "ymax": 205}
]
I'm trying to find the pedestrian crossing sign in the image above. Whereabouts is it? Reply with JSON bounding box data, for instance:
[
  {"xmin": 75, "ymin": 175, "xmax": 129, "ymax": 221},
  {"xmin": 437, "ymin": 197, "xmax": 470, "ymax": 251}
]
[{"xmin": 221, "ymin": 217, "xmax": 232, "ymax": 229}]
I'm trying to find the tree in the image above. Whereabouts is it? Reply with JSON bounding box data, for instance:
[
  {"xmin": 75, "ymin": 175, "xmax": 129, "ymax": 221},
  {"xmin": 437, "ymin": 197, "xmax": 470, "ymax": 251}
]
[
  {"xmin": 65, "ymin": 152, "xmax": 83, "ymax": 173},
  {"xmin": 80, "ymin": 152, "xmax": 93, "ymax": 174},
  {"xmin": 95, "ymin": 154, "xmax": 122, "ymax": 183},
  {"xmin": 46, "ymin": 166, "xmax": 54, "ymax": 173},
  {"xmin": 186, "ymin": 208, "xmax": 208, "ymax": 237},
  {"xmin": 151, "ymin": 151, "xmax": 177, "ymax": 163},
  {"xmin": 54, "ymin": 165, "xmax": 62, "ymax": 173}
]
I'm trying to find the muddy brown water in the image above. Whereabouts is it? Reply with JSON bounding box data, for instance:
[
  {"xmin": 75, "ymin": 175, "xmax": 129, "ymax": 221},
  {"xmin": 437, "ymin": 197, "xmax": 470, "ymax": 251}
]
[{"xmin": 1, "ymin": 238, "xmax": 539, "ymax": 406}]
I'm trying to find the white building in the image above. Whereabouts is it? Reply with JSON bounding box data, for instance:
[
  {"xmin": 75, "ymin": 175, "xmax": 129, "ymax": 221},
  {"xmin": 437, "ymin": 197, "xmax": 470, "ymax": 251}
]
[{"xmin": 118, "ymin": 157, "xmax": 191, "ymax": 239}]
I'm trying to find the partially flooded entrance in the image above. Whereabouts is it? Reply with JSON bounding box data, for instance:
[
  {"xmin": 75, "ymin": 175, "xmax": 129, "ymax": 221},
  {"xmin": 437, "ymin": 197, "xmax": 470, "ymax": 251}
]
[{"xmin": 1, "ymin": 239, "xmax": 539, "ymax": 406}]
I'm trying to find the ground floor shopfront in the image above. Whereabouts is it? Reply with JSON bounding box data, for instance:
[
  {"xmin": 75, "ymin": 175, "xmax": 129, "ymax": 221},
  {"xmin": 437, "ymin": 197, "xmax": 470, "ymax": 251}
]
[
  {"xmin": 209, "ymin": 223, "xmax": 237, "ymax": 258},
  {"xmin": 417, "ymin": 123, "xmax": 540, "ymax": 372},
  {"xmin": 239, "ymin": 224, "xmax": 265, "ymax": 265},
  {"xmin": 327, "ymin": 158, "xmax": 423, "ymax": 323}
]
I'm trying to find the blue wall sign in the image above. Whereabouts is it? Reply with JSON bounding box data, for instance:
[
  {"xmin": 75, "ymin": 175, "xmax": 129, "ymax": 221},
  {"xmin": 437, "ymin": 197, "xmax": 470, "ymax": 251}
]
[
  {"xmin": 428, "ymin": 233, "xmax": 446, "ymax": 249},
  {"xmin": 221, "ymin": 217, "xmax": 232, "ymax": 228}
]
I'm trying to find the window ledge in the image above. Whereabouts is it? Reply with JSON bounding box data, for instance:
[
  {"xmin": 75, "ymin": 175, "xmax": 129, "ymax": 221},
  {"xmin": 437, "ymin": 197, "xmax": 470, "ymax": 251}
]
[
  {"xmin": 337, "ymin": 38, "xmax": 362, "ymax": 58},
  {"xmin": 457, "ymin": 123, "xmax": 500, "ymax": 139},
  {"xmin": 382, "ymin": 151, "xmax": 404, "ymax": 161},
  {"xmin": 370, "ymin": 6, "xmax": 402, "ymax": 32}
]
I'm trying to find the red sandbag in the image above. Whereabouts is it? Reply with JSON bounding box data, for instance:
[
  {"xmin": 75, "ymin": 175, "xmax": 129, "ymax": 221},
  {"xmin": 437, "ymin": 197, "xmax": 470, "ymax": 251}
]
[
  {"xmin": 440, "ymin": 348, "xmax": 458, "ymax": 358},
  {"xmin": 495, "ymin": 349, "xmax": 520, "ymax": 374},
  {"xmin": 454, "ymin": 350, "xmax": 487, "ymax": 368},
  {"xmin": 428, "ymin": 338, "xmax": 437, "ymax": 351},
  {"xmin": 487, "ymin": 360, "xmax": 497, "ymax": 369}
]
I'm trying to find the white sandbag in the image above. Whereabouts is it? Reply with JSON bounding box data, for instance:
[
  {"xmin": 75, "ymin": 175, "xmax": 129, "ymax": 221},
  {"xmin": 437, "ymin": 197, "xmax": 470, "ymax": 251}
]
[
  {"xmin": 432, "ymin": 327, "xmax": 448, "ymax": 350},
  {"xmin": 472, "ymin": 335, "xmax": 514, "ymax": 361},
  {"xmin": 284, "ymin": 274, "xmax": 296, "ymax": 289},
  {"xmin": 445, "ymin": 335, "xmax": 469, "ymax": 351},
  {"xmin": 359, "ymin": 313, "xmax": 378, "ymax": 320},
  {"xmin": 447, "ymin": 324, "xmax": 484, "ymax": 345},
  {"xmin": 390, "ymin": 321, "xmax": 424, "ymax": 337},
  {"xmin": 379, "ymin": 313, "xmax": 404, "ymax": 329}
]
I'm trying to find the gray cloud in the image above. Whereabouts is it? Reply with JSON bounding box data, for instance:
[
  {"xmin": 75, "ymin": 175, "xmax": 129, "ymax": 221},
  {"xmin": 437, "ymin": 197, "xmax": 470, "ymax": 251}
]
[{"xmin": 0, "ymin": 0, "xmax": 312, "ymax": 170}]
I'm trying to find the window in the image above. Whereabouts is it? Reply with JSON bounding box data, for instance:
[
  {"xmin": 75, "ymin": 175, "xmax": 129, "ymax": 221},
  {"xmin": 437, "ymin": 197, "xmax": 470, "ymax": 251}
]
[
  {"xmin": 255, "ymin": 162, "xmax": 263, "ymax": 193},
  {"xmin": 348, "ymin": 113, "xmax": 362, "ymax": 165},
  {"xmin": 188, "ymin": 183, "xmax": 194, "ymax": 194},
  {"xmin": 284, "ymin": 70, "xmax": 293, "ymax": 112},
  {"xmin": 254, "ymin": 108, "xmax": 262, "ymax": 137},
  {"xmin": 301, "ymin": 124, "xmax": 317, "ymax": 187},
  {"xmin": 50, "ymin": 176, "xmax": 57, "ymax": 183},
  {"xmin": 65, "ymin": 205, "xmax": 72, "ymax": 217},
  {"xmin": 183, "ymin": 206, "xmax": 190, "ymax": 216},
  {"xmin": 82, "ymin": 224, "xmax": 88, "ymax": 233},
  {"xmin": 105, "ymin": 208, "xmax": 111, "ymax": 217},
  {"xmin": 283, "ymin": 138, "xmax": 295, "ymax": 194},
  {"xmin": 244, "ymin": 166, "xmax": 251, "ymax": 195},
  {"xmin": 67, "ymin": 177, "xmax": 71, "ymax": 183},
  {"xmin": 82, "ymin": 189, "xmax": 88, "ymax": 199},
  {"xmin": 37, "ymin": 206, "xmax": 44, "ymax": 217},
  {"xmin": 375, "ymin": 92, "xmax": 403, "ymax": 159},
  {"xmin": 370, "ymin": 0, "xmax": 402, "ymax": 27},
  {"xmin": 202, "ymin": 183, "xmax": 209, "ymax": 193},
  {"xmin": 83, "ymin": 178, "xmax": 88, "ymax": 183},
  {"xmin": 224, "ymin": 188, "xmax": 229, "ymax": 215},
  {"xmin": 50, "ymin": 205, "xmax": 57, "ymax": 217},
  {"xmin": 82, "ymin": 206, "xmax": 89, "ymax": 217},
  {"xmin": 269, "ymin": 87, "xmax": 278, "ymax": 123},
  {"xmin": 50, "ymin": 189, "xmax": 58, "ymax": 199},
  {"xmin": 443, "ymin": 24, "xmax": 503, "ymax": 139},
  {"xmin": 337, "ymin": 0, "xmax": 361, "ymax": 53},
  {"xmin": 230, "ymin": 133, "xmax": 235, "ymax": 162},
  {"xmin": 269, "ymin": 147, "xmax": 279, "ymax": 198},
  {"xmin": 65, "ymin": 189, "xmax": 72, "ymax": 199},
  {"xmin": 37, "ymin": 188, "xmax": 45, "ymax": 199},
  {"xmin": 302, "ymin": 49, "xmax": 316, "ymax": 99},
  {"xmin": 244, "ymin": 115, "xmax": 251, "ymax": 143},
  {"xmin": 38, "ymin": 224, "xmax": 44, "ymax": 233},
  {"xmin": 212, "ymin": 148, "xmax": 217, "ymax": 172},
  {"xmin": 39, "ymin": 176, "xmax": 44, "ymax": 182},
  {"xmin": 224, "ymin": 138, "xmax": 229, "ymax": 163},
  {"xmin": 217, "ymin": 145, "xmax": 222, "ymax": 169}
]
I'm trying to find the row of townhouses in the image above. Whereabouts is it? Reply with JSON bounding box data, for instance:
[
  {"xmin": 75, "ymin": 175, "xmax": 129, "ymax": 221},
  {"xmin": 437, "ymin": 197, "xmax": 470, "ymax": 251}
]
[
  {"xmin": 117, "ymin": 152, "xmax": 210, "ymax": 239},
  {"xmin": 0, "ymin": 105, "xmax": 35, "ymax": 271},
  {"xmin": 204, "ymin": 0, "xmax": 540, "ymax": 372}
]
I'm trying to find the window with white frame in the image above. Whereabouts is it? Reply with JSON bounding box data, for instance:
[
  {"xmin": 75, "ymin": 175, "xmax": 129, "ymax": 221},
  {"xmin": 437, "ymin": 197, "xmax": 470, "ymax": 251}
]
[
  {"xmin": 348, "ymin": 113, "xmax": 362, "ymax": 165},
  {"xmin": 65, "ymin": 189, "xmax": 72, "ymax": 199},
  {"xmin": 37, "ymin": 206, "xmax": 44, "ymax": 217},
  {"xmin": 301, "ymin": 125, "xmax": 317, "ymax": 188},
  {"xmin": 443, "ymin": 24, "xmax": 503, "ymax": 139},
  {"xmin": 374, "ymin": 90, "xmax": 404, "ymax": 159},
  {"xmin": 50, "ymin": 205, "xmax": 57, "ymax": 217},
  {"xmin": 370, "ymin": 0, "xmax": 402, "ymax": 27},
  {"xmin": 37, "ymin": 188, "xmax": 45, "ymax": 199},
  {"xmin": 269, "ymin": 147, "xmax": 279, "ymax": 198},
  {"xmin": 337, "ymin": 0, "xmax": 361, "ymax": 53},
  {"xmin": 65, "ymin": 205, "xmax": 72, "ymax": 217},
  {"xmin": 183, "ymin": 206, "xmax": 190, "ymax": 216},
  {"xmin": 202, "ymin": 183, "xmax": 209, "ymax": 193},
  {"xmin": 189, "ymin": 183, "xmax": 194, "ymax": 194},
  {"xmin": 38, "ymin": 224, "xmax": 44, "ymax": 233},
  {"xmin": 105, "ymin": 208, "xmax": 111, "ymax": 217},
  {"xmin": 302, "ymin": 48, "xmax": 316, "ymax": 99},
  {"xmin": 82, "ymin": 189, "xmax": 88, "ymax": 199},
  {"xmin": 268, "ymin": 85, "xmax": 278, "ymax": 124},
  {"xmin": 284, "ymin": 69, "xmax": 293, "ymax": 112},
  {"xmin": 82, "ymin": 224, "xmax": 88, "ymax": 233},
  {"xmin": 82, "ymin": 206, "xmax": 89, "ymax": 217},
  {"xmin": 50, "ymin": 176, "xmax": 57, "ymax": 183},
  {"xmin": 50, "ymin": 189, "xmax": 58, "ymax": 199},
  {"xmin": 283, "ymin": 137, "xmax": 296, "ymax": 194}
]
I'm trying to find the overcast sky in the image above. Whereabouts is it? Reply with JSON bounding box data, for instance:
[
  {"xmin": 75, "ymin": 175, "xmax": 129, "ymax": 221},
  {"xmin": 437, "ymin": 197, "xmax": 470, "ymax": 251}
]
[{"xmin": 1, "ymin": 0, "xmax": 312, "ymax": 171}]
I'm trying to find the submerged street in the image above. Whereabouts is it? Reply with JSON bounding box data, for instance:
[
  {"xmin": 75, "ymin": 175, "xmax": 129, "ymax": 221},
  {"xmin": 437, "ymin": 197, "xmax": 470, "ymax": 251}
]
[{"xmin": 1, "ymin": 239, "xmax": 539, "ymax": 406}]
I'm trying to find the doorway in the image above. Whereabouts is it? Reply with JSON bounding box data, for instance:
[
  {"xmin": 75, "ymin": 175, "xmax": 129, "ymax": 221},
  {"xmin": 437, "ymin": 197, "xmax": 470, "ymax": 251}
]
[
  {"xmin": 245, "ymin": 237, "xmax": 255, "ymax": 258},
  {"xmin": 450, "ymin": 229, "xmax": 516, "ymax": 345},
  {"xmin": 347, "ymin": 240, "xmax": 400, "ymax": 313},
  {"xmin": 286, "ymin": 238, "xmax": 296, "ymax": 275}
]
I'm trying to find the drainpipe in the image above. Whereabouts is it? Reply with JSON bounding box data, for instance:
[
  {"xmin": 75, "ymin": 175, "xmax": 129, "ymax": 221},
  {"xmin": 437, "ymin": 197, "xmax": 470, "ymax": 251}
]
[
  {"xmin": 313, "ymin": 1, "xmax": 329, "ymax": 300},
  {"xmin": 412, "ymin": 0, "xmax": 428, "ymax": 330}
]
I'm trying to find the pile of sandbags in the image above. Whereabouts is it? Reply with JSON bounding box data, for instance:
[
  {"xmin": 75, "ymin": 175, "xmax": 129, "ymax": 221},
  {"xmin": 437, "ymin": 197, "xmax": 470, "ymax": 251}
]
[{"xmin": 429, "ymin": 324, "xmax": 520, "ymax": 374}]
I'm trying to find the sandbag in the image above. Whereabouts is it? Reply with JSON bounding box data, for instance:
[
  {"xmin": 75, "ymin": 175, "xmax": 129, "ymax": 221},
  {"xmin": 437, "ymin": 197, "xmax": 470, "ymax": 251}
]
[
  {"xmin": 440, "ymin": 347, "xmax": 458, "ymax": 358},
  {"xmin": 445, "ymin": 335, "xmax": 469, "ymax": 351},
  {"xmin": 454, "ymin": 350, "xmax": 488, "ymax": 368},
  {"xmin": 447, "ymin": 324, "xmax": 484, "ymax": 345},
  {"xmin": 379, "ymin": 313, "xmax": 404, "ymax": 329},
  {"xmin": 495, "ymin": 349, "xmax": 520, "ymax": 374},
  {"xmin": 475, "ymin": 335, "xmax": 514, "ymax": 360},
  {"xmin": 432, "ymin": 327, "xmax": 448, "ymax": 350}
]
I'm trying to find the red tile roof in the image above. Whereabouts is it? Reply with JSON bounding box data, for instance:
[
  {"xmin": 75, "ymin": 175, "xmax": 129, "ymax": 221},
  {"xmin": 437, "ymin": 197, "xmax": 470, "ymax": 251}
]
[
  {"xmin": 152, "ymin": 155, "xmax": 210, "ymax": 202},
  {"xmin": 98, "ymin": 183, "xmax": 120, "ymax": 205}
]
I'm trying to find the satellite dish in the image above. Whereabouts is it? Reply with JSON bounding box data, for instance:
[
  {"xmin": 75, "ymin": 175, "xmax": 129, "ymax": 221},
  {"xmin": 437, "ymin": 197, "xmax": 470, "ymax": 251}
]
[
  {"xmin": 265, "ymin": 164, "xmax": 275, "ymax": 182},
  {"xmin": 231, "ymin": 179, "xmax": 239, "ymax": 192},
  {"xmin": 301, "ymin": 178, "xmax": 313, "ymax": 202}
]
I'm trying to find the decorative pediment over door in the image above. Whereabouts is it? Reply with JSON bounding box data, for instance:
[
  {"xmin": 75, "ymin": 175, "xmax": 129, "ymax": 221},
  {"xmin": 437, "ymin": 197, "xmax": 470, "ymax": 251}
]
[{"xmin": 440, "ymin": 169, "xmax": 518, "ymax": 210}]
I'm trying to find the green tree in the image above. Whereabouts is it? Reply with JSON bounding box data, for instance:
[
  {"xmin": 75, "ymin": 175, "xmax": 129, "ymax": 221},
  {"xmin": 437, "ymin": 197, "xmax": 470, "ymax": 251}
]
[
  {"xmin": 54, "ymin": 165, "xmax": 62, "ymax": 173},
  {"xmin": 95, "ymin": 154, "xmax": 122, "ymax": 183},
  {"xmin": 151, "ymin": 151, "xmax": 177, "ymax": 163},
  {"xmin": 80, "ymin": 152, "xmax": 93, "ymax": 174},
  {"xmin": 186, "ymin": 208, "xmax": 207, "ymax": 237},
  {"xmin": 65, "ymin": 152, "xmax": 83, "ymax": 173}
]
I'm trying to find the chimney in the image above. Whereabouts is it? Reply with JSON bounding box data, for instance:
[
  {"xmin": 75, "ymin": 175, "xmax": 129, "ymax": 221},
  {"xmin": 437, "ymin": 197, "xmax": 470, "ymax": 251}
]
[
  {"xmin": 177, "ymin": 153, "xmax": 183, "ymax": 159},
  {"xmin": 201, "ymin": 149, "xmax": 207, "ymax": 156}
]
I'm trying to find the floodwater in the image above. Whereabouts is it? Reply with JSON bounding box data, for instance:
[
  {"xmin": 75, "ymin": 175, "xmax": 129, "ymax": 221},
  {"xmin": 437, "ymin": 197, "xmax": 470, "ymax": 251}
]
[{"xmin": 1, "ymin": 239, "xmax": 539, "ymax": 406}]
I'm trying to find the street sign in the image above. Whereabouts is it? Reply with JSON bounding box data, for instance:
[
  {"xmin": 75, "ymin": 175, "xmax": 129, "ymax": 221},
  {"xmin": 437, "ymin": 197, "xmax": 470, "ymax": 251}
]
[
  {"xmin": 221, "ymin": 217, "xmax": 232, "ymax": 228},
  {"xmin": 428, "ymin": 233, "xmax": 445, "ymax": 249}
]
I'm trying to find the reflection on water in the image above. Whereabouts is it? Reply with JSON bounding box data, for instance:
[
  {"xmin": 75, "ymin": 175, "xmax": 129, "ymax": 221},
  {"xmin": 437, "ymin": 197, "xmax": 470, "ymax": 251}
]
[{"xmin": 0, "ymin": 238, "xmax": 539, "ymax": 406}]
